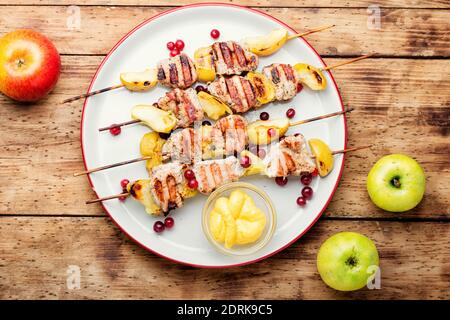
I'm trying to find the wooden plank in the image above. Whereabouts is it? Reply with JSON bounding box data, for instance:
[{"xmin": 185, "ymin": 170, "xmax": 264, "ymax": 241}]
[
  {"xmin": 0, "ymin": 217, "xmax": 448, "ymax": 299},
  {"xmin": 0, "ymin": 56, "xmax": 449, "ymax": 218},
  {"xmin": 1, "ymin": 1, "xmax": 449, "ymax": 8},
  {"xmin": 0, "ymin": 6, "xmax": 449, "ymax": 56}
]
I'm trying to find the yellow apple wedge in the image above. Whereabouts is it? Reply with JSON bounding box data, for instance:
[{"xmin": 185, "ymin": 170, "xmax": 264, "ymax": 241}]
[
  {"xmin": 308, "ymin": 138, "xmax": 334, "ymax": 177},
  {"xmin": 293, "ymin": 63, "xmax": 327, "ymax": 90},
  {"xmin": 247, "ymin": 118, "xmax": 290, "ymax": 145},
  {"xmin": 241, "ymin": 29, "xmax": 288, "ymax": 56},
  {"xmin": 120, "ymin": 68, "xmax": 158, "ymax": 91},
  {"xmin": 131, "ymin": 104, "xmax": 177, "ymax": 133}
]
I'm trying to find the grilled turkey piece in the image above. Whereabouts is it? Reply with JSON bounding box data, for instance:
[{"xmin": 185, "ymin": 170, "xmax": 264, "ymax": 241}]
[
  {"xmin": 211, "ymin": 41, "xmax": 259, "ymax": 75},
  {"xmin": 157, "ymin": 53, "xmax": 198, "ymax": 89},
  {"xmin": 157, "ymin": 88, "xmax": 204, "ymax": 128},
  {"xmin": 208, "ymin": 75, "xmax": 257, "ymax": 113},
  {"xmin": 263, "ymin": 63, "xmax": 298, "ymax": 101}
]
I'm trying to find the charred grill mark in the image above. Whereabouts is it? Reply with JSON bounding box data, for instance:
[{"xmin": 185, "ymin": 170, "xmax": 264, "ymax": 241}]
[
  {"xmin": 313, "ymin": 71, "xmax": 323, "ymax": 84},
  {"xmin": 253, "ymin": 76, "xmax": 266, "ymax": 98},
  {"xmin": 225, "ymin": 77, "xmax": 242, "ymax": 109},
  {"xmin": 157, "ymin": 66, "xmax": 166, "ymax": 81},
  {"xmin": 219, "ymin": 42, "xmax": 234, "ymax": 68},
  {"xmin": 233, "ymin": 42, "xmax": 247, "ymax": 67},
  {"xmin": 182, "ymin": 92, "xmax": 196, "ymax": 122},
  {"xmin": 240, "ymin": 77, "xmax": 256, "ymax": 109},
  {"xmin": 180, "ymin": 55, "xmax": 192, "ymax": 86},
  {"xmin": 281, "ymin": 64, "xmax": 295, "ymax": 81},
  {"xmin": 166, "ymin": 175, "xmax": 178, "ymax": 207},
  {"xmin": 153, "ymin": 179, "xmax": 164, "ymax": 205},
  {"xmin": 211, "ymin": 163, "xmax": 223, "ymax": 186},
  {"xmin": 271, "ymin": 67, "xmax": 280, "ymax": 84},
  {"xmin": 169, "ymin": 63, "xmax": 178, "ymax": 85}
]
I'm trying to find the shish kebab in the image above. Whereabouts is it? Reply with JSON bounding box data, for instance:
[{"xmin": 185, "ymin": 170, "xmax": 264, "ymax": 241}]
[
  {"xmin": 63, "ymin": 26, "xmax": 334, "ymax": 104},
  {"xmin": 86, "ymin": 134, "xmax": 369, "ymax": 216},
  {"xmin": 97, "ymin": 55, "xmax": 371, "ymax": 135},
  {"xmin": 75, "ymin": 110, "xmax": 351, "ymax": 177}
]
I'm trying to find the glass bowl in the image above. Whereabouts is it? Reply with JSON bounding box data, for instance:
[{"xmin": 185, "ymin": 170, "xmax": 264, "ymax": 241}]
[{"xmin": 202, "ymin": 182, "xmax": 277, "ymax": 256}]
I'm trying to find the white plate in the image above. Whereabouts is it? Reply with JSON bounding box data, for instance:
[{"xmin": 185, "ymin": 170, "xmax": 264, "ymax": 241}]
[{"xmin": 81, "ymin": 3, "xmax": 347, "ymax": 268}]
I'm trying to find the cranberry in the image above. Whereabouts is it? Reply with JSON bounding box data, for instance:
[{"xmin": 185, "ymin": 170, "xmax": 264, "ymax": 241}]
[
  {"xmin": 275, "ymin": 176, "xmax": 288, "ymax": 186},
  {"xmin": 109, "ymin": 125, "xmax": 121, "ymax": 136},
  {"xmin": 296, "ymin": 196, "xmax": 307, "ymax": 206},
  {"xmin": 302, "ymin": 186, "xmax": 313, "ymax": 199},
  {"xmin": 286, "ymin": 108, "xmax": 296, "ymax": 119},
  {"xmin": 188, "ymin": 179, "xmax": 199, "ymax": 189},
  {"xmin": 210, "ymin": 29, "xmax": 220, "ymax": 39},
  {"xmin": 175, "ymin": 39, "xmax": 185, "ymax": 51},
  {"xmin": 195, "ymin": 85, "xmax": 207, "ymax": 93},
  {"xmin": 184, "ymin": 169, "xmax": 195, "ymax": 180},
  {"xmin": 260, "ymin": 112, "xmax": 269, "ymax": 121},
  {"xmin": 170, "ymin": 48, "xmax": 180, "ymax": 57},
  {"xmin": 311, "ymin": 168, "xmax": 319, "ymax": 177},
  {"xmin": 153, "ymin": 221, "xmax": 165, "ymax": 233},
  {"xmin": 166, "ymin": 41, "xmax": 175, "ymax": 50},
  {"xmin": 164, "ymin": 217, "xmax": 175, "ymax": 229},
  {"xmin": 297, "ymin": 83, "xmax": 303, "ymax": 93},
  {"xmin": 240, "ymin": 155, "xmax": 251, "ymax": 168},
  {"xmin": 300, "ymin": 174, "xmax": 312, "ymax": 186},
  {"xmin": 267, "ymin": 128, "xmax": 277, "ymax": 137},
  {"xmin": 120, "ymin": 179, "xmax": 130, "ymax": 189},
  {"xmin": 118, "ymin": 195, "xmax": 127, "ymax": 202}
]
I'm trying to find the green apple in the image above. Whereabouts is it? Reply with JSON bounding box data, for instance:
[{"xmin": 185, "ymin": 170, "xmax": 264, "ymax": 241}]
[
  {"xmin": 317, "ymin": 232, "xmax": 379, "ymax": 291},
  {"xmin": 367, "ymin": 154, "xmax": 425, "ymax": 212}
]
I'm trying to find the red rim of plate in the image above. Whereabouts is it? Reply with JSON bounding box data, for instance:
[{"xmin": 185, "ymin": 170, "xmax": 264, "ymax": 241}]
[{"xmin": 80, "ymin": 2, "xmax": 347, "ymax": 268}]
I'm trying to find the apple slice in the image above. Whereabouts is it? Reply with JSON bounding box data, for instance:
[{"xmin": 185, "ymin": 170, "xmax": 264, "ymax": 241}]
[
  {"xmin": 194, "ymin": 46, "xmax": 216, "ymax": 82},
  {"xmin": 308, "ymin": 138, "xmax": 333, "ymax": 177},
  {"xmin": 140, "ymin": 132, "xmax": 166, "ymax": 173},
  {"xmin": 241, "ymin": 28, "xmax": 288, "ymax": 57},
  {"xmin": 120, "ymin": 68, "xmax": 157, "ymax": 91},
  {"xmin": 246, "ymin": 71, "xmax": 275, "ymax": 106},
  {"xmin": 197, "ymin": 91, "xmax": 233, "ymax": 120},
  {"xmin": 131, "ymin": 104, "xmax": 177, "ymax": 133},
  {"xmin": 247, "ymin": 118, "xmax": 290, "ymax": 145},
  {"xmin": 293, "ymin": 63, "xmax": 327, "ymax": 90},
  {"xmin": 127, "ymin": 180, "xmax": 162, "ymax": 216}
]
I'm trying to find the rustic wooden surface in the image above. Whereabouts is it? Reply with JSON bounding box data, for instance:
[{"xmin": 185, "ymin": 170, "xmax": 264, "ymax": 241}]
[{"xmin": 0, "ymin": 1, "xmax": 449, "ymax": 299}]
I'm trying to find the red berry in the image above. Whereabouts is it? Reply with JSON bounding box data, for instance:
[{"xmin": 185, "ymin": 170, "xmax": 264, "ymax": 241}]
[
  {"xmin": 297, "ymin": 83, "xmax": 303, "ymax": 93},
  {"xmin": 188, "ymin": 179, "xmax": 199, "ymax": 189},
  {"xmin": 109, "ymin": 125, "xmax": 121, "ymax": 136},
  {"xmin": 311, "ymin": 168, "xmax": 319, "ymax": 177},
  {"xmin": 118, "ymin": 195, "xmax": 127, "ymax": 202},
  {"xmin": 164, "ymin": 217, "xmax": 175, "ymax": 229},
  {"xmin": 240, "ymin": 155, "xmax": 251, "ymax": 168},
  {"xmin": 175, "ymin": 39, "xmax": 185, "ymax": 51},
  {"xmin": 120, "ymin": 179, "xmax": 130, "ymax": 189},
  {"xmin": 267, "ymin": 128, "xmax": 277, "ymax": 137},
  {"xmin": 210, "ymin": 29, "xmax": 220, "ymax": 39},
  {"xmin": 275, "ymin": 176, "xmax": 288, "ymax": 186},
  {"xmin": 184, "ymin": 169, "xmax": 195, "ymax": 180},
  {"xmin": 260, "ymin": 112, "xmax": 269, "ymax": 121},
  {"xmin": 302, "ymin": 186, "xmax": 313, "ymax": 199},
  {"xmin": 166, "ymin": 41, "xmax": 175, "ymax": 50},
  {"xmin": 286, "ymin": 108, "xmax": 295, "ymax": 119},
  {"xmin": 300, "ymin": 174, "xmax": 312, "ymax": 186},
  {"xmin": 296, "ymin": 196, "xmax": 307, "ymax": 206},
  {"xmin": 170, "ymin": 48, "xmax": 180, "ymax": 57},
  {"xmin": 153, "ymin": 221, "xmax": 165, "ymax": 233}
]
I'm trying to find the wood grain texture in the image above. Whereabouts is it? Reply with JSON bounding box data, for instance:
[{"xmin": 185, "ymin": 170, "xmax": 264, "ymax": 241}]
[
  {"xmin": 1, "ymin": 56, "xmax": 448, "ymax": 218},
  {"xmin": 0, "ymin": 6, "xmax": 448, "ymax": 56},
  {"xmin": 0, "ymin": 1, "xmax": 448, "ymax": 8},
  {"xmin": 0, "ymin": 217, "xmax": 448, "ymax": 299}
]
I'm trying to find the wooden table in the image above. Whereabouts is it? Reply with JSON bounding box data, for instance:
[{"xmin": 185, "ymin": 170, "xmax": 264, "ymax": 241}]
[{"xmin": 0, "ymin": 1, "xmax": 449, "ymax": 300}]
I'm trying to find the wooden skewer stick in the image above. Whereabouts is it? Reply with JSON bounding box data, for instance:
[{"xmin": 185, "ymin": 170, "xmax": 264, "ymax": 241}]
[
  {"xmin": 99, "ymin": 119, "xmax": 141, "ymax": 132},
  {"xmin": 77, "ymin": 108, "xmax": 352, "ymax": 177},
  {"xmin": 321, "ymin": 53, "xmax": 375, "ymax": 71},
  {"xmin": 74, "ymin": 155, "xmax": 152, "ymax": 177},
  {"xmin": 331, "ymin": 144, "xmax": 372, "ymax": 155},
  {"xmin": 85, "ymin": 144, "xmax": 372, "ymax": 204},
  {"xmin": 289, "ymin": 107, "xmax": 353, "ymax": 127},
  {"xmin": 86, "ymin": 192, "xmax": 129, "ymax": 204},
  {"xmin": 63, "ymin": 84, "xmax": 125, "ymax": 104},
  {"xmin": 287, "ymin": 24, "xmax": 335, "ymax": 41}
]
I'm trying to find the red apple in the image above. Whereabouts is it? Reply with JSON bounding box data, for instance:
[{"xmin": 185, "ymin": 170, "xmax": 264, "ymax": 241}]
[{"xmin": 0, "ymin": 29, "xmax": 61, "ymax": 102}]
